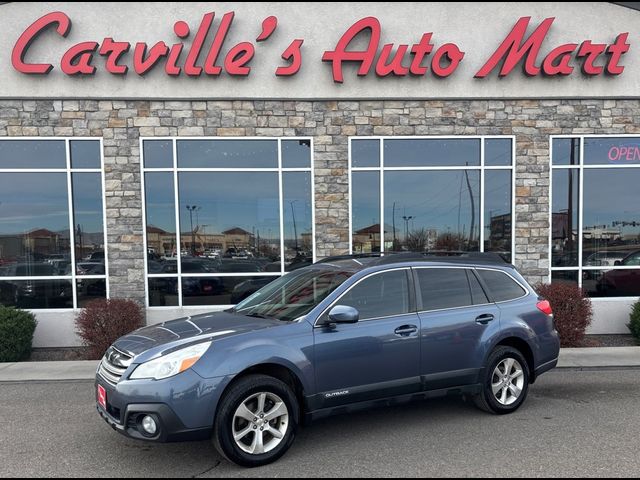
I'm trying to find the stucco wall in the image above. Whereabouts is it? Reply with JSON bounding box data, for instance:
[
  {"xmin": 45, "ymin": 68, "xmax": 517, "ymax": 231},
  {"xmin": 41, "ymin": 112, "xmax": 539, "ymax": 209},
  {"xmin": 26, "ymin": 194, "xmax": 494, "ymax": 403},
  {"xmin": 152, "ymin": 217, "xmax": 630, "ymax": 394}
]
[{"xmin": 0, "ymin": 2, "xmax": 638, "ymax": 100}]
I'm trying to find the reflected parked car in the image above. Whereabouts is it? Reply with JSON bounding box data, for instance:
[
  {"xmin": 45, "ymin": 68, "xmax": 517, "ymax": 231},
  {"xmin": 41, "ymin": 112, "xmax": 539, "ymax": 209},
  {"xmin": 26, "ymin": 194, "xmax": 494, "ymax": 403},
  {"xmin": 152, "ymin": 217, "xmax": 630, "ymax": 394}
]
[
  {"xmin": 584, "ymin": 251, "xmax": 629, "ymax": 267},
  {"xmin": 596, "ymin": 250, "xmax": 640, "ymax": 297},
  {"xmin": 229, "ymin": 277, "xmax": 278, "ymax": 303}
]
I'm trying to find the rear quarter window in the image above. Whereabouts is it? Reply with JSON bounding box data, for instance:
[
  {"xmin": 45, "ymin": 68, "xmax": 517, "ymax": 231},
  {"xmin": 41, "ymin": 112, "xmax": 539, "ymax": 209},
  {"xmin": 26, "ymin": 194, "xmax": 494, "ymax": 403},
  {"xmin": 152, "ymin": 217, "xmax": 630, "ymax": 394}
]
[{"xmin": 477, "ymin": 269, "xmax": 527, "ymax": 302}]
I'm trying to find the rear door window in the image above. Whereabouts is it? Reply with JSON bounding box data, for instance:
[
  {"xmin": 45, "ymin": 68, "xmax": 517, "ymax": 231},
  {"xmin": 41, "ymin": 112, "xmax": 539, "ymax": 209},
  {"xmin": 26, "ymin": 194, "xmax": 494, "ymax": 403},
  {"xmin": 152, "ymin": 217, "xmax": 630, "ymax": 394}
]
[
  {"xmin": 416, "ymin": 268, "xmax": 474, "ymax": 311},
  {"xmin": 477, "ymin": 269, "xmax": 527, "ymax": 302}
]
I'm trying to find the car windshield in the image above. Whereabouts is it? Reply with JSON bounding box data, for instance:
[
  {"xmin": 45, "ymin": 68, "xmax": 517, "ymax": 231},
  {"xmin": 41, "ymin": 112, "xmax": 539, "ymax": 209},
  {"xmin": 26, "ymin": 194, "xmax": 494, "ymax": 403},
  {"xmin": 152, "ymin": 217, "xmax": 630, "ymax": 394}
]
[{"xmin": 231, "ymin": 268, "xmax": 354, "ymax": 322}]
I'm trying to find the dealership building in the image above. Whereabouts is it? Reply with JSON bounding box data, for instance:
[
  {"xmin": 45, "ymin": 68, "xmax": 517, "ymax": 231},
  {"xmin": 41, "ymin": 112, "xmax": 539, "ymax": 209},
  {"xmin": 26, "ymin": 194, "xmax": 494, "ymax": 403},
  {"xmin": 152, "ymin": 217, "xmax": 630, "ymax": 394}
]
[{"xmin": 1, "ymin": 2, "xmax": 640, "ymax": 348}]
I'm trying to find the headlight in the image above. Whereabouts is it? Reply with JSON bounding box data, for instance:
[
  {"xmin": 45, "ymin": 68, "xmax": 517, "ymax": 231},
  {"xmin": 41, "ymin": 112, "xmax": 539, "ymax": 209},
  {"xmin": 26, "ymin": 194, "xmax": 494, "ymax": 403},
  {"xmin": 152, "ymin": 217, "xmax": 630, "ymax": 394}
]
[{"xmin": 129, "ymin": 342, "xmax": 212, "ymax": 380}]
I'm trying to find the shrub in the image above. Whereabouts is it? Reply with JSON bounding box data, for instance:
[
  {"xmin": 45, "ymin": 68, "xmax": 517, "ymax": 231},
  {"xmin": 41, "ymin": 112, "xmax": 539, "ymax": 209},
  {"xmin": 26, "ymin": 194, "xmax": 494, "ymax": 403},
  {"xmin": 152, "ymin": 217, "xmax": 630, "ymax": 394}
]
[
  {"xmin": 0, "ymin": 306, "xmax": 37, "ymax": 362},
  {"xmin": 535, "ymin": 283, "xmax": 593, "ymax": 348},
  {"xmin": 75, "ymin": 299, "xmax": 144, "ymax": 360},
  {"xmin": 629, "ymin": 300, "xmax": 640, "ymax": 345}
]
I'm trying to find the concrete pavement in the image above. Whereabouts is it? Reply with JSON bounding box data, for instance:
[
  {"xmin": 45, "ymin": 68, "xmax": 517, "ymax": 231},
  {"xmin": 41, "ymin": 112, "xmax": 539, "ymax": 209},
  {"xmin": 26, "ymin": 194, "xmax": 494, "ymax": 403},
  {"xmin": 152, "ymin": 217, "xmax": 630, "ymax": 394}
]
[{"xmin": 0, "ymin": 347, "xmax": 639, "ymax": 382}]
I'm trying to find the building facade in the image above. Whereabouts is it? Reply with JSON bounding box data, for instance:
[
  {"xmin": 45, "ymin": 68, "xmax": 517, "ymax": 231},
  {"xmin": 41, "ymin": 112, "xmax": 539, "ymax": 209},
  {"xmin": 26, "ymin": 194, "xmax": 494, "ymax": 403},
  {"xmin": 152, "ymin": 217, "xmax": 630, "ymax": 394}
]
[{"xmin": 1, "ymin": 2, "xmax": 639, "ymax": 347}]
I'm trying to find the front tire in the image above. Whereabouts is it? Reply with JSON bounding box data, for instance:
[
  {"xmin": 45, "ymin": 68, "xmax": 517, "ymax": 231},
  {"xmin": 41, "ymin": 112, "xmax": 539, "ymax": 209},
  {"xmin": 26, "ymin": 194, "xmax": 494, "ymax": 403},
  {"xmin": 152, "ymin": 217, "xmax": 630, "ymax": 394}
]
[
  {"xmin": 213, "ymin": 374, "xmax": 299, "ymax": 467},
  {"xmin": 474, "ymin": 346, "xmax": 530, "ymax": 415}
]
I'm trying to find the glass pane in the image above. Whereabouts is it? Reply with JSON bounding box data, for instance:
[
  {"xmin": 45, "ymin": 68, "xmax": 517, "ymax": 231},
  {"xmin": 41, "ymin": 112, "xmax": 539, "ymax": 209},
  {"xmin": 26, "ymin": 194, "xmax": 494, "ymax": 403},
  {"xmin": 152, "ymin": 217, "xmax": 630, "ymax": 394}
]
[
  {"xmin": 351, "ymin": 139, "xmax": 380, "ymax": 168},
  {"xmin": 0, "ymin": 173, "xmax": 70, "ymax": 276},
  {"xmin": 384, "ymin": 139, "xmax": 480, "ymax": 167},
  {"xmin": 77, "ymin": 278, "xmax": 106, "ymax": 307},
  {"xmin": 282, "ymin": 140, "xmax": 312, "ymax": 168},
  {"xmin": 551, "ymin": 270, "xmax": 579, "ymax": 287},
  {"xmin": 72, "ymin": 173, "xmax": 105, "ymax": 274},
  {"xmin": 477, "ymin": 269, "xmax": 526, "ymax": 302},
  {"xmin": 484, "ymin": 170, "xmax": 512, "ymax": 261},
  {"xmin": 468, "ymin": 270, "xmax": 489, "ymax": 305},
  {"xmin": 552, "ymin": 169, "xmax": 579, "ymax": 267},
  {"xmin": 583, "ymin": 269, "xmax": 640, "ymax": 298},
  {"xmin": 284, "ymin": 172, "xmax": 313, "ymax": 271},
  {"xmin": 417, "ymin": 268, "xmax": 472, "ymax": 311},
  {"xmin": 145, "ymin": 173, "xmax": 177, "ymax": 269},
  {"xmin": 338, "ymin": 270, "xmax": 409, "ymax": 320},
  {"xmin": 177, "ymin": 140, "xmax": 278, "ymax": 168},
  {"xmin": 583, "ymin": 169, "xmax": 640, "ymax": 265},
  {"xmin": 178, "ymin": 172, "xmax": 280, "ymax": 272},
  {"xmin": 143, "ymin": 140, "xmax": 173, "ymax": 169},
  {"xmin": 182, "ymin": 276, "xmax": 278, "ymax": 306},
  {"xmin": 0, "ymin": 140, "xmax": 66, "ymax": 169},
  {"xmin": 384, "ymin": 170, "xmax": 480, "ymax": 253},
  {"xmin": 0, "ymin": 280, "xmax": 72, "ymax": 309},
  {"xmin": 484, "ymin": 139, "xmax": 512, "ymax": 166},
  {"xmin": 584, "ymin": 137, "xmax": 640, "ymax": 166},
  {"xmin": 70, "ymin": 140, "xmax": 101, "ymax": 169},
  {"xmin": 352, "ymin": 172, "xmax": 381, "ymax": 253},
  {"xmin": 148, "ymin": 278, "xmax": 179, "ymax": 307},
  {"xmin": 552, "ymin": 138, "xmax": 580, "ymax": 165}
]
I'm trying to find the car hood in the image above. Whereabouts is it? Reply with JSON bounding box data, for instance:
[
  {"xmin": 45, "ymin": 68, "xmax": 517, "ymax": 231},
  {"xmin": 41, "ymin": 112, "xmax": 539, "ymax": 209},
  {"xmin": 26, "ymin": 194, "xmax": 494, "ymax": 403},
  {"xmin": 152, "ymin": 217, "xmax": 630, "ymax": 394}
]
[{"xmin": 113, "ymin": 311, "xmax": 284, "ymax": 357}]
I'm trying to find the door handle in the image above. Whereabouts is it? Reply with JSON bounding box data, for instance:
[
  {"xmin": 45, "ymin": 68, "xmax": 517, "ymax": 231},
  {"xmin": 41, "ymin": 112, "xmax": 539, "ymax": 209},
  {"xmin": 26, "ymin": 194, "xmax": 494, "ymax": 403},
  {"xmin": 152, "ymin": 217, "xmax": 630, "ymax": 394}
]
[
  {"xmin": 394, "ymin": 325, "xmax": 418, "ymax": 336},
  {"xmin": 475, "ymin": 314, "xmax": 495, "ymax": 325}
]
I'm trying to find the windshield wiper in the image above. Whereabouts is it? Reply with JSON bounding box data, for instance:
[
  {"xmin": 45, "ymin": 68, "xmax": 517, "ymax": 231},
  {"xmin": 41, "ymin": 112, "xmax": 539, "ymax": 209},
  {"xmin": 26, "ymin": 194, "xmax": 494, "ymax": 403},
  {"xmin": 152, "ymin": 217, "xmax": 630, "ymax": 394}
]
[{"xmin": 244, "ymin": 313, "xmax": 271, "ymax": 319}]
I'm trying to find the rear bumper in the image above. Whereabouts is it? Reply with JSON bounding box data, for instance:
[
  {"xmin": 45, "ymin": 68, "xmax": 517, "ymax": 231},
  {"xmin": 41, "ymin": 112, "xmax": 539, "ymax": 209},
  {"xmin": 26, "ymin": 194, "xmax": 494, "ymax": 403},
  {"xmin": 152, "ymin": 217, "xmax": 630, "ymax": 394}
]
[{"xmin": 97, "ymin": 403, "xmax": 212, "ymax": 442}]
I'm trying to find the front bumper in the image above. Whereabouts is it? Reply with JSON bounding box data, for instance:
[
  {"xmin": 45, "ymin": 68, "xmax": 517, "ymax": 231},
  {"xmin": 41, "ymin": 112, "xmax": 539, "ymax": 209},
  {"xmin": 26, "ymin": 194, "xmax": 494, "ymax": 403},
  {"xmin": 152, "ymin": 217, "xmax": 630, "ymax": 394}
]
[
  {"xmin": 96, "ymin": 402, "xmax": 211, "ymax": 442},
  {"xmin": 95, "ymin": 368, "xmax": 232, "ymax": 443}
]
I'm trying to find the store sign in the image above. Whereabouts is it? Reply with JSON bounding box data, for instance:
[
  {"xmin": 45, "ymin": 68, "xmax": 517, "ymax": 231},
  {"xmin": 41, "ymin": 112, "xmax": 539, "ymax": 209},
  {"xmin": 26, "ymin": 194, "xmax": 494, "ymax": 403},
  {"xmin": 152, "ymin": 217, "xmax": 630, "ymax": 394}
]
[
  {"xmin": 608, "ymin": 145, "xmax": 640, "ymax": 162},
  {"xmin": 11, "ymin": 11, "xmax": 631, "ymax": 82}
]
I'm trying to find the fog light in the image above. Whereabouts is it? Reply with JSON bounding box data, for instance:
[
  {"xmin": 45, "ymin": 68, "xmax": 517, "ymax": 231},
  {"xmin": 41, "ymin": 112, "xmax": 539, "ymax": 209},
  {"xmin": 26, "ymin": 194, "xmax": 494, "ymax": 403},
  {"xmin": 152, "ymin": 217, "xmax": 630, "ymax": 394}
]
[{"xmin": 141, "ymin": 415, "xmax": 157, "ymax": 436}]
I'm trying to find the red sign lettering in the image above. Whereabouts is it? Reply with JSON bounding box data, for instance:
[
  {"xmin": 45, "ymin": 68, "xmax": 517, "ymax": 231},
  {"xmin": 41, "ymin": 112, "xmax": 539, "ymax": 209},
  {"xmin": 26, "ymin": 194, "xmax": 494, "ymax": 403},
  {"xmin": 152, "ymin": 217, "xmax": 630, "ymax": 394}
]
[
  {"xmin": 609, "ymin": 146, "xmax": 640, "ymax": 162},
  {"xmin": 9, "ymin": 12, "xmax": 631, "ymax": 82}
]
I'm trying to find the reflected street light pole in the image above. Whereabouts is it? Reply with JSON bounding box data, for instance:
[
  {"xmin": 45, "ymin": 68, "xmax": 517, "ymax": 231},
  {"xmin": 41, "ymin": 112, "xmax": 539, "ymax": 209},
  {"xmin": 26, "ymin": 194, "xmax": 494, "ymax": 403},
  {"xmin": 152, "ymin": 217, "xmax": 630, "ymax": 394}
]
[
  {"xmin": 290, "ymin": 200, "xmax": 299, "ymax": 255},
  {"xmin": 186, "ymin": 205, "xmax": 199, "ymax": 256}
]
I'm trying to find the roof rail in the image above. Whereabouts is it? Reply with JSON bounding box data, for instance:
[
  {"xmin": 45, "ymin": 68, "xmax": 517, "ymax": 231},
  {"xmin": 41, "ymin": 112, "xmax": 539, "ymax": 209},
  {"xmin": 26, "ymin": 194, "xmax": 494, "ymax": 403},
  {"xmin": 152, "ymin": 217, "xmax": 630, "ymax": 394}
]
[{"xmin": 317, "ymin": 251, "xmax": 512, "ymax": 267}]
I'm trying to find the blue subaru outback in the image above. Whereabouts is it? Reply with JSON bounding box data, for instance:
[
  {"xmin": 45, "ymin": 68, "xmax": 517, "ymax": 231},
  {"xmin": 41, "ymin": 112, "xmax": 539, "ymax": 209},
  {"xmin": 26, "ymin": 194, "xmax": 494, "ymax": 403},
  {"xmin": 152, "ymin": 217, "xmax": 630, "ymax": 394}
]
[{"xmin": 96, "ymin": 253, "xmax": 560, "ymax": 467}]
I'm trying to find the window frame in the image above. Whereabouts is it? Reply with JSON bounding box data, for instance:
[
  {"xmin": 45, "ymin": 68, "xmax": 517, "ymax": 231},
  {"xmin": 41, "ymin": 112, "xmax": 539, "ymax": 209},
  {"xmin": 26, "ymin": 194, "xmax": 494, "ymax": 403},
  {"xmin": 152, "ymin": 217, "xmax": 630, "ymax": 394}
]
[
  {"xmin": 0, "ymin": 137, "xmax": 109, "ymax": 311},
  {"xmin": 549, "ymin": 134, "xmax": 640, "ymax": 300},
  {"xmin": 348, "ymin": 136, "xmax": 516, "ymax": 260},
  {"xmin": 140, "ymin": 137, "xmax": 316, "ymax": 310}
]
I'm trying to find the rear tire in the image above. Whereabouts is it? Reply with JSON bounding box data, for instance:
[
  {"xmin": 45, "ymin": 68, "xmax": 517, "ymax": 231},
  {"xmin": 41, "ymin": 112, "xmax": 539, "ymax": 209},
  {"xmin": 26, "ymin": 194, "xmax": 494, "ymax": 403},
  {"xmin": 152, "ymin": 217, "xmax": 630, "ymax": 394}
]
[
  {"xmin": 213, "ymin": 374, "xmax": 299, "ymax": 467},
  {"xmin": 474, "ymin": 346, "xmax": 530, "ymax": 415}
]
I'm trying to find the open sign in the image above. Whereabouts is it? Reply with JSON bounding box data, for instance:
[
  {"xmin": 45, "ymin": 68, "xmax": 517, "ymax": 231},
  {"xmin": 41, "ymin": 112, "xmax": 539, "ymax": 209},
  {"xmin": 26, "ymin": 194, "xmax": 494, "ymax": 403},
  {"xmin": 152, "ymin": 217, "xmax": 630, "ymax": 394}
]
[{"xmin": 608, "ymin": 146, "xmax": 640, "ymax": 163}]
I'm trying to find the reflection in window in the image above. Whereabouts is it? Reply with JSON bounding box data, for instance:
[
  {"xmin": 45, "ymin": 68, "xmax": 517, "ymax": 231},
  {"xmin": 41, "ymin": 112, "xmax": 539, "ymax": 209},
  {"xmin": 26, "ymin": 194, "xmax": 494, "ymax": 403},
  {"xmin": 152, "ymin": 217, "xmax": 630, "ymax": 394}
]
[
  {"xmin": 352, "ymin": 172, "xmax": 380, "ymax": 253},
  {"xmin": 384, "ymin": 170, "xmax": 480, "ymax": 252},
  {"xmin": 583, "ymin": 170, "xmax": 640, "ymax": 265},
  {"xmin": 0, "ymin": 173, "xmax": 70, "ymax": 277},
  {"xmin": 552, "ymin": 169, "xmax": 579, "ymax": 267},
  {"xmin": 339, "ymin": 270, "xmax": 410, "ymax": 320},
  {"xmin": 351, "ymin": 139, "xmax": 380, "ymax": 168},
  {"xmin": 351, "ymin": 137, "xmax": 513, "ymax": 259},
  {"xmin": 0, "ymin": 139, "xmax": 107, "ymax": 310},
  {"xmin": 142, "ymin": 138, "xmax": 314, "ymax": 308},
  {"xmin": 484, "ymin": 170, "xmax": 512, "ymax": 261},
  {"xmin": 177, "ymin": 140, "xmax": 278, "ymax": 168},
  {"xmin": 551, "ymin": 136, "xmax": 640, "ymax": 298},
  {"xmin": 384, "ymin": 138, "xmax": 480, "ymax": 167},
  {"xmin": 552, "ymin": 138, "xmax": 580, "ymax": 166}
]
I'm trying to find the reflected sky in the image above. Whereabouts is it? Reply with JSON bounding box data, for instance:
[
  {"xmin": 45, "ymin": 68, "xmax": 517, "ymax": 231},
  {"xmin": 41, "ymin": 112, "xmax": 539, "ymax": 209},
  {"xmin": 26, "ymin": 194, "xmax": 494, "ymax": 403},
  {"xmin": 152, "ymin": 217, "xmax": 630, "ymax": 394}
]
[
  {"xmin": 383, "ymin": 170, "xmax": 480, "ymax": 241},
  {"xmin": 583, "ymin": 170, "xmax": 640, "ymax": 236},
  {"xmin": 178, "ymin": 172, "xmax": 280, "ymax": 236},
  {"xmin": 0, "ymin": 173, "xmax": 70, "ymax": 234}
]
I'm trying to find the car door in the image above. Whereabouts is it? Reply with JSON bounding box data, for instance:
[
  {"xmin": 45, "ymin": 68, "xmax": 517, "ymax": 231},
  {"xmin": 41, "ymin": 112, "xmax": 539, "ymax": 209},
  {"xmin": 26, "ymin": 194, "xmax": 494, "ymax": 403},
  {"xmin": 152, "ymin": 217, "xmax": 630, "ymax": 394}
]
[
  {"xmin": 312, "ymin": 268, "xmax": 421, "ymax": 408},
  {"xmin": 415, "ymin": 267, "xmax": 501, "ymax": 390}
]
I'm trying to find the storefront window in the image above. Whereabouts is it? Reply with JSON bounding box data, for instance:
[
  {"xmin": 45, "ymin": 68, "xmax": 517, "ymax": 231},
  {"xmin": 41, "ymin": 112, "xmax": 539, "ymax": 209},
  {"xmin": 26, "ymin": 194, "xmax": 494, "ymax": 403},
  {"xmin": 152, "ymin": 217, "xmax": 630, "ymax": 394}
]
[
  {"xmin": 142, "ymin": 138, "xmax": 314, "ymax": 308},
  {"xmin": 0, "ymin": 138, "xmax": 107, "ymax": 309},
  {"xmin": 551, "ymin": 136, "xmax": 640, "ymax": 298},
  {"xmin": 351, "ymin": 137, "xmax": 514, "ymax": 260}
]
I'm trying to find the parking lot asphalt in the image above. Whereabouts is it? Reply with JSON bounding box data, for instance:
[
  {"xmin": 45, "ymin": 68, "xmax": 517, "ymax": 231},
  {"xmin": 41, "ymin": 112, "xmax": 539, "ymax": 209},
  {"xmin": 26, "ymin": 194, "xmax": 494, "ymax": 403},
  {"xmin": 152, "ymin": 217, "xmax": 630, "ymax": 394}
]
[{"xmin": 1, "ymin": 369, "xmax": 639, "ymax": 477}]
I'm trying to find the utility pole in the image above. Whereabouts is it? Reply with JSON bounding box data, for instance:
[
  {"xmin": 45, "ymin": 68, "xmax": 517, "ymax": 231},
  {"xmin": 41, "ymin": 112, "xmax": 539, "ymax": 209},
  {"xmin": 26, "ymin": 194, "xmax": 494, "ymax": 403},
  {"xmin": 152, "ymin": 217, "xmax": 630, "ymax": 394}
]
[
  {"xmin": 392, "ymin": 201, "xmax": 397, "ymax": 251},
  {"xmin": 186, "ymin": 205, "xmax": 199, "ymax": 256}
]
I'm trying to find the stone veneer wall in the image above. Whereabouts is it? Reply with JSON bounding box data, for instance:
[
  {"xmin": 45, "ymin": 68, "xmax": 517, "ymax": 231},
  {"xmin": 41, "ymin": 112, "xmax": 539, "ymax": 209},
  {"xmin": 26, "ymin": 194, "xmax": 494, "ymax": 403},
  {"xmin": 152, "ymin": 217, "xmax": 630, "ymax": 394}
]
[{"xmin": 1, "ymin": 99, "xmax": 640, "ymax": 306}]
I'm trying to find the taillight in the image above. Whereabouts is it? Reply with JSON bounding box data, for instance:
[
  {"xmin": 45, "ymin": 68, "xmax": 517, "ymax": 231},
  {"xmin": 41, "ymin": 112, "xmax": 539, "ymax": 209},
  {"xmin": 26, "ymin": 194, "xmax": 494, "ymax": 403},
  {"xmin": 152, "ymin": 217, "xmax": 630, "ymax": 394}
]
[{"xmin": 537, "ymin": 299, "xmax": 553, "ymax": 316}]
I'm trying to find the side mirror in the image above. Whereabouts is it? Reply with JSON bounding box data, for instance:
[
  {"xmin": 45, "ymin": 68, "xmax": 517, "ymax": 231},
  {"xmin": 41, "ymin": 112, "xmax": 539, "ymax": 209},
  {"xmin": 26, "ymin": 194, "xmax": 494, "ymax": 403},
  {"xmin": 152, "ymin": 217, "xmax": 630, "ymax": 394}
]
[
  {"xmin": 614, "ymin": 260, "xmax": 622, "ymax": 266},
  {"xmin": 327, "ymin": 305, "xmax": 359, "ymax": 325}
]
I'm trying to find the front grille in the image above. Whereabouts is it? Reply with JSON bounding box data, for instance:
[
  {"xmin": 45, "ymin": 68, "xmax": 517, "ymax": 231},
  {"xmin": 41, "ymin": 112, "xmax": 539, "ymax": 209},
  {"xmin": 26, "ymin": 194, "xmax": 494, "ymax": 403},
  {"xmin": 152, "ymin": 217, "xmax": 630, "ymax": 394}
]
[{"xmin": 98, "ymin": 346, "xmax": 133, "ymax": 386}]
